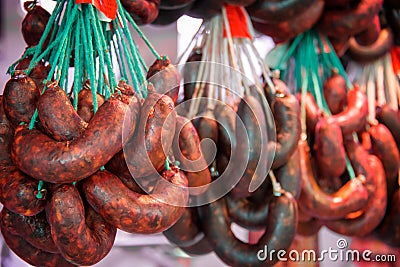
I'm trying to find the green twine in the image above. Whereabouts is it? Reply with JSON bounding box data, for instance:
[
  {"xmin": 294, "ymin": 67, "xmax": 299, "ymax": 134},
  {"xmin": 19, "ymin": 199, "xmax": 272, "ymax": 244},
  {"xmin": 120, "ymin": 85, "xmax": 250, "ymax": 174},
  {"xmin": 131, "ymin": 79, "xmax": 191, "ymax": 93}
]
[
  {"xmin": 7, "ymin": 47, "xmax": 37, "ymax": 75},
  {"xmin": 36, "ymin": 180, "xmax": 44, "ymax": 199},
  {"xmin": 73, "ymin": 16, "xmax": 82, "ymax": 110},
  {"xmin": 276, "ymin": 33, "xmax": 304, "ymax": 72}
]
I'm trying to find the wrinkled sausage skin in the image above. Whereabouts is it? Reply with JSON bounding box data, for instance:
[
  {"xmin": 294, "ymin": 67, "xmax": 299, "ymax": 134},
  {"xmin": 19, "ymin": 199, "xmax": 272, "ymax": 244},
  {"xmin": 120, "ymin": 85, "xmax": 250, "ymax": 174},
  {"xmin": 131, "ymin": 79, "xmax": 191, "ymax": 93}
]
[
  {"xmin": 11, "ymin": 93, "xmax": 140, "ymax": 183},
  {"xmin": 48, "ymin": 184, "xmax": 117, "ymax": 266},
  {"xmin": 83, "ymin": 169, "xmax": 188, "ymax": 234}
]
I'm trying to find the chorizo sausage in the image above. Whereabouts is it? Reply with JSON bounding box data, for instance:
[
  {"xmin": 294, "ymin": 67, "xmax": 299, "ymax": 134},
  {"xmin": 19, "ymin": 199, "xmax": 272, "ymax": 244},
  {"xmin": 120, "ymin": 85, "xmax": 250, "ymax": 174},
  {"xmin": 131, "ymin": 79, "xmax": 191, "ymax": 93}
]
[
  {"xmin": 15, "ymin": 55, "xmax": 50, "ymax": 92},
  {"xmin": 231, "ymin": 95, "xmax": 268, "ymax": 198},
  {"xmin": 368, "ymin": 123, "xmax": 400, "ymax": 199},
  {"xmin": 21, "ymin": 2, "xmax": 51, "ymax": 47},
  {"xmin": 298, "ymin": 138, "xmax": 369, "ymax": 220},
  {"xmin": 297, "ymin": 92, "xmax": 324, "ymax": 135},
  {"xmin": 122, "ymin": 93, "xmax": 176, "ymax": 178},
  {"xmin": 323, "ymin": 73, "xmax": 347, "ymax": 115},
  {"xmin": 271, "ymin": 92, "xmax": 301, "ymax": 169},
  {"xmin": 324, "ymin": 153, "xmax": 387, "ymax": 237},
  {"xmin": 0, "ymin": 223, "xmax": 76, "ymax": 267},
  {"xmin": 326, "ymin": 87, "xmax": 368, "ymax": 135},
  {"xmin": 11, "ymin": 93, "xmax": 140, "ymax": 183},
  {"xmin": 120, "ymin": 0, "xmax": 160, "ymax": 24},
  {"xmin": 214, "ymin": 102, "xmax": 236, "ymax": 159},
  {"xmin": 1, "ymin": 208, "xmax": 58, "ymax": 253},
  {"xmin": 3, "ymin": 72, "xmax": 40, "ymax": 128},
  {"xmin": 376, "ymin": 104, "xmax": 400, "ymax": 149},
  {"xmin": 37, "ymin": 82, "xmax": 87, "ymax": 141},
  {"xmin": 274, "ymin": 147, "xmax": 302, "ymax": 199},
  {"xmin": 0, "ymin": 99, "xmax": 46, "ymax": 216},
  {"xmin": 182, "ymin": 48, "xmax": 204, "ymax": 102},
  {"xmin": 147, "ymin": 56, "xmax": 180, "ymax": 103},
  {"xmin": 48, "ymin": 184, "xmax": 117, "ymax": 265},
  {"xmin": 82, "ymin": 168, "xmax": 188, "ymax": 234},
  {"xmin": 77, "ymin": 81, "xmax": 105, "ymax": 123},
  {"xmin": 354, "ymin": 15, "xmax": 381, "ymax": 46},
  {"xmin": 198, "ymin": 190, "xmax": 298, "ymax": 267},
  {"xmin": 317, "ymin": 0, "xmax": 383, "ymax": 38},
  {"xmin": 179, "ymin": 235, "xmax": 213, "ymax": 256},
  {"xmin": 314, "ymin": 119, "xmax": 347, "ymax": 178},
  {"xmin": 246, "ymin": 0, "xmax": 314, "ymax": 23},
  {"xmin": 173, "ymin": 115, "xmax": 211, "ymax": 193}
]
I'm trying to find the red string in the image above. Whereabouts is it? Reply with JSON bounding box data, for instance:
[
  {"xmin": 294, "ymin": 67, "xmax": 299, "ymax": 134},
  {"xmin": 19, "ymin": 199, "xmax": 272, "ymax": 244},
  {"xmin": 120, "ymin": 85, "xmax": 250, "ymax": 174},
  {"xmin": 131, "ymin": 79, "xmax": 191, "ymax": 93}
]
[
  {"xmin": 76, "ymin": 0, "xmax": 117, "ymax": 20},
  {"xmin": 391, "ymin": 46, "xmax": 400, "ymax": 77},
  {"xmin": 223, "ymin": 4, "xmax": 251, "ymax": 39}
]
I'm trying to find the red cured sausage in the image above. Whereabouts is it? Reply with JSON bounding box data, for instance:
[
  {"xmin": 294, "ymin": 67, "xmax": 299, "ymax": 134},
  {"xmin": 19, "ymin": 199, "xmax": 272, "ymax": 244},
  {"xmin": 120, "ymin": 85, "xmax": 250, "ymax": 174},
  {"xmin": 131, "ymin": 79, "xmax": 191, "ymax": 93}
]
[
  {"xmin": 147, "ymin": 56, "xmax": 180, "ymax": 103},
  {"xmin": 246, "ymin": 0, "xmax": 314, "ymax": 23},
  {"xmin": 11, "ymin": 93, "xmax": 140, "ymax": 183},
  {"xmin": 376, "ymin": 104, "xmax": 400, "ymax": 150},
  {"xmin": 48, "ymin": 184, "xmax": 117, "ymax": 265},
  {"xmin": 368, "ymin": 123, "xmax": 400, "ymax": 199},
  {"xmin": 37, "ymin": 82, "xmax": 87, "ymax": 141},
  {"xmin": 271, "ymin": 92, "xmax": 301, "ymax": 169},
  {"xmin": 297, "ymin": 92, "xmax": 323, "ymax": 135},
  {"xmin": 3, "ymin": 72, "xmax": 40, "ymax": 128},
  {"xmin": 314, "ymin": 119, "xmax": 346, "ymax": 178},
  {"xmin": 0, "ymin": 223, "xmax": 76, "ymax": 267},
  {"xmin": 1, "ymin": 208, "xmax": 58, "ymax": 253},
  {"xmin": 274, "ymin": 147, "xmax": 302, "ymax": 199},
  {"xmin": 121, "ymin": 0, "xmax": 160, "ymax": 24},
  {"xmin": 21, "ymin": 2, "xmax": 51, "ymax": 47},
  {"xmin": 15, "ymin": 55, "xmax": 50, "ymax": 92},
  {"xmin": 119, "ymin": 93, "xmax": 176, "ymax": 179},
  {"xmin": 323, "ymin": 73, "xmax": 347, "ymax": 115},
  {"xmin": 354, "ymin": 15, "xmax": 381, "ymax": 46},
  {"xmin": 198, "ymin": 190, "xmax": 298, "ymax": 266},
  {"xmin": 173, "ymin": 115, "xmax": 211, "ymax": 193},
  {"xmin": 182, "ymin": 48, "xmax": 203, "ymax": 102},
  {"xmin": 215, "ymin": 102, "xmax": 236, "ymax": 159},
  {"xmin": 82, "ymin": 168, "xmax": 188, "ymax": 234},
  {"xmin": 317, "ymin": 0, "xmax": 383, "ymax": 38},
  {"xmin": 0, "ymin": 99, "xmax": 46, "ymax": 216},
  {"xmin": 77, "ymin": 81, "xmax": 105, "ymax": 123},
  {"xmin": 326, "ymin": 87, "xmax": 368, "ymax": 135},
  {"xmin": 324, "ymin": 151, "xmax": 387, "ymax": 237},
  {"xmin": 298, "ymin": 138, "xmax": 369, "ymax": 220}
]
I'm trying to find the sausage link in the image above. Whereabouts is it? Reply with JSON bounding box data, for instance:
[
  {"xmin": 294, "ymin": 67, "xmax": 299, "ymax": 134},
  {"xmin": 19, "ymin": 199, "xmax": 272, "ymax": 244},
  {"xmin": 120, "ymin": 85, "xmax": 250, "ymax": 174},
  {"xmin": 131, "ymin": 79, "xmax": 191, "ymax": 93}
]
[
  {"xmin": 1, "ymin": 208, "xmax": 58, "ymax": 253},
  {"xmin": 297, "ymin": 92, "xmax": 324, "ymax": 135},
  {"xmin": 325, "ymin": 153, "xmax": 387, "ymax": 237},
  {"xmin": 298, "ymin": 139, "xmax": 369, "ymax": 220},
  {"xmin": 119, "ymin": 93, "xmax": 176, "ymax": 179},
  {"xmin": 173, "ymin": 115, "xmax": 211, "ymax": 193},
  {"xmin": 323, "ymin": 73, "xmax": 347, "ymax": 115},
  {"xmin": 82, "ymin": 168, "xmax": 188, "ymax": 234},
  {"xmin": 314, "ymin": 119, "xmax": 346, "ymax": 178},
  {"xmin": 179, "ymin": 235, "xmax": 213, "ymax": 256},
  {"xmin": 120, "ymin": 0, "xmax": 160, "ymax": 24},
  {"xmin": 147, "ymin": 56, "xmax": 180, "ymax": 103},
  {"xmin": 77, "ymin": 81, "xmax": 105, "ymax": 123},
  {"xmin": 271, "ymin": 92, "xmax": 301, "ymax": 169},
  {"xmin": 214, "ymin": 102, "xmax": 236, "ymax": 159},
  {"xmin": 0, "ymin": 218, "xmax": 75, "ymax": 267},
  {"xmin": 3, "ymin": 72, "xmax": 40, "ymax": 128},
  {"xmin": 198, "ymin": 190, "xmax": 298, "ymax": 267},
  {"xmin": 183, "ymin": 48, "xmax": 203, "ymax": 102},
  {"xmin": 274, "ymin": 147, "xmax": 302, "ymax": 199},
  {"xmin": 376, "ymin": 104, "xmax": 400, "ymax": 150},
  {"xmin": 231, "ymin": 95, "xmax": 268, "ymax": 198},
  {"xmin": 48, "ymin": 184, "xmax": 117, "ymax": 265},
  {"xmin": 37, "ymin": 82, "xmax": 87, "ymax": 141},
  {"xmin": 326, "ymin": 87, "xmax": 368, "ymax": 135},
  {"xmin": 11, "ymin": 93, "xmax": 140, "ymax": 183},
  {"xmin": 15, "ymin": 55, "xmax": 50, "ymax": 92}
]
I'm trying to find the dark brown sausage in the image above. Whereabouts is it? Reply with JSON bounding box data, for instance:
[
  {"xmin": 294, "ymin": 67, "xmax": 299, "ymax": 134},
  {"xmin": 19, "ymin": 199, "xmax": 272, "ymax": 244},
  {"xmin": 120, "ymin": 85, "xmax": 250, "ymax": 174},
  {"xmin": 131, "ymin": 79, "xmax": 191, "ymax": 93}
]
[
  {"xmin": 271, "ymin": 92, "xmax": 301, "ymax": 169},
  {"xmin": 198, "ymin": 190, "xmax": 298, "ymax": 267},
  {"xmin": 15, "ymin": 55, "xmax": 50, "ymax": 92},
  {"xmin": 186, "ymin": 0, "xmax": 225, "ymax": 19},
  {"xmin": 77, "ymin": 81, "xmax": 105, "ymax": 123},
  {"xmin": 326, "ymin": 87, "xmax": 368, "ymax": 135},
  {"xmin": 376, "ymin": 104, "xmax": 400, "ymax": 150},
  {"xmin": 314, "ymin": 119, "xmax": 347, "ymax": 178},
  {"xmin": 179, "ymin": 235, "xmax": 213, "ymax": 256},
  {"xmin": 37, "ymin": 82, "xmax": 88, "ymax": 141},
  {"xmin": 21, "ymin": 2, "xmax": 51, "ymax": 47},
  {"xmin": 11, "ymin": 93, "xmax": 140, "ymax": 183},
  {"xmin": 231, "ymin": 95, "xmax": 268, "ymax": 198},
  {"xmin": 1, "ymin": 208, "xmax": 58, "ymax": 253},
  {"xmin": 354, "ymin": 15, "xmax": 381, "ymax": 46},
  {"xmin": 214, "ymin": 102, "xmax": 236, "ymax": 159},
  {"xmin": 368, "ymin": 123, "xmax": 400, "ymax": 200},
  {"xmin": 0, "ymin": 224, "xmax": 76, "ymax": 267},
  {"xmin": 48, "ymin": 184, "xmax": 117, "ymax": 265},
  {"xmin": 274, "ymin": 147, "xmax": 302, "ymax": 199},
  {"xmin": 173, "ymin": 115, "xmax": 211, "ymax": 193},
  {"xmin": 298, "ymin": 139, "xmax": 369, "ymax": 220},
  {"xmin": 324, "ymin": 153, "xmax": 387, "ymax": 237},
  {"xmin": 122, "ymin": 93, "xmax": 176, "ymax": 178},
  {"xmin": 3, "ymin": 72, "xmax": 40, "ymax": 128},
  {"xmin": 246, "ymin": 0, "xmax": 314, "ymax": 23},
  {"xmin": 120, "ymin": 0, "xmax": 160, "ymax": 24},
  {"xmin": 323, "ymin": 73, "xmax": 347, "ymax": 115},
  {"xmin": 147, "ymin": 56, "xmax": 180, "ymax": 103},
  {"xmin": 82, "ymin": 168, "xmax": 188, "ymax": 234},
  {"xmin": 183, "ymin": 48, "xmax": 203, "ymax": 102}
]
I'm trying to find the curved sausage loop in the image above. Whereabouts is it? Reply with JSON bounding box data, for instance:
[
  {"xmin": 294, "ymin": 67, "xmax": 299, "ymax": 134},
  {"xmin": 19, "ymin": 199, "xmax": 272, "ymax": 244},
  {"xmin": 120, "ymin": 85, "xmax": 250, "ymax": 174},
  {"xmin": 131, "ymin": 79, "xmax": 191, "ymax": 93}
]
[
  {"xmin": 298, "ymin": 138, "xmax": 369, "ymax": 220},
  {"xmin": 198, "ymin": 190, "xmax": 298, "ymax": 267},
  {"xmin": 49, "ymin": 184, "xmax": 117, "ymax": 266},
  {"xmin": 83, "ymin": 168, "xmax": 188, "ymax": 234},
  {"xmin": 0, "ymin": 219, "xmax": 75, "ymax": 267},
  {"xmin": 376, "ymin": 104, "xmax": 400, "ymax": 150},
  {"xmin": 11, "ymin": 93, "xmax": 140, "ymax": 183}
]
